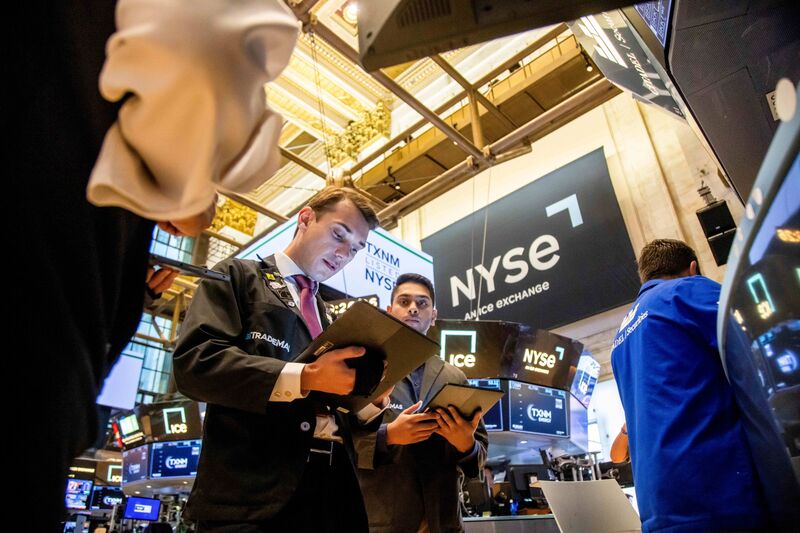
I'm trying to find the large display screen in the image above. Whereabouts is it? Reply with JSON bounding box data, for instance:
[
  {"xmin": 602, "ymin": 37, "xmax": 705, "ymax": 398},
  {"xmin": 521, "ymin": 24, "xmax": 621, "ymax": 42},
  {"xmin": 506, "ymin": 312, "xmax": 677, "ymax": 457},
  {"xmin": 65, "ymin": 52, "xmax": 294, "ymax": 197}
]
[
  {"xmin": 150, "ymin": 440, "xmax": 202, "ymax": 478},
  {"xmin": 144, "ymin": 401, "xmax": 204, "ymax": 442},
  {"xmin": 122, "ymin": 445, "xmax": 150, "ymax": 484},
  {"xmin": 467, "ymin": 378, "xmax": 504, "ymax": 431},
  {"xmin": 123, "ymin": 497, "xmax": 161, "ymax": 521},
  {"xmin": 507, "ymin": 381, "xmax": 569, "ymax": 437},
  {"xmin": 65, "ymin": 479, "xmax": 93, "ymax": 510},
  {"xmin": 570, "ymin": 354, "xmax": 601, "ymax": 408},
  {"xmin": 90, "ymin": 486, "xmax": 125, "ymax": 510}
]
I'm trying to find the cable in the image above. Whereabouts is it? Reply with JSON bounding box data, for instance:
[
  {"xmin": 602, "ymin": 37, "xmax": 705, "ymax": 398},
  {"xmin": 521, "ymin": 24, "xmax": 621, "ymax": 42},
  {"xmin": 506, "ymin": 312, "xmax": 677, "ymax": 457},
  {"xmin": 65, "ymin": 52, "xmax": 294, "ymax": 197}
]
[{"xmin": 308, "ymin": 30, "xmax": 333, "ymax": 174}]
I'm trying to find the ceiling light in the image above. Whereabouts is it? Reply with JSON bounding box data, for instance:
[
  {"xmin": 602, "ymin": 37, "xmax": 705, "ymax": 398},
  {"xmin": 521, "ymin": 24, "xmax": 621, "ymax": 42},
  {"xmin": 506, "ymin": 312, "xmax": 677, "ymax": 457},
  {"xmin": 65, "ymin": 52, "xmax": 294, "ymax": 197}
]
[
  {"xmin": 586, "ymin": 64, "xmax": 593, "ymax": 72},
  {"xmin": 343, "ymin": 2, "xmax": 359, "ymax": 25}
]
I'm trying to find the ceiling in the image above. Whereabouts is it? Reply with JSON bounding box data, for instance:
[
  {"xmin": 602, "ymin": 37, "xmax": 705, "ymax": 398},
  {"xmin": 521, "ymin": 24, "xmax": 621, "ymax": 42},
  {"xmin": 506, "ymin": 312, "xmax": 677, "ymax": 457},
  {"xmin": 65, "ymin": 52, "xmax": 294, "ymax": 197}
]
[{"xmin": 204, "ymin": 0, "xmax": 618, "ymax": 244}]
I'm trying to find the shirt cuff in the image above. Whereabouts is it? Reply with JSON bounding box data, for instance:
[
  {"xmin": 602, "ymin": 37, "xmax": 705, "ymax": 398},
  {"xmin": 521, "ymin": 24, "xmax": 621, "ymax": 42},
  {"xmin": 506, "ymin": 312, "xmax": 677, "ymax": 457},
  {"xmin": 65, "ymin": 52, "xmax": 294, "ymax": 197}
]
[
  {"xmin": 457, "ymin": 440, "xmax": 480, "ymax": 463},
  {"xmin": 268, "ymin": 362, "xmax": 309, "ymax": 402},
  {"xmin": 356, "ymin": 396, "xmax": 389, "ymax": 424}
]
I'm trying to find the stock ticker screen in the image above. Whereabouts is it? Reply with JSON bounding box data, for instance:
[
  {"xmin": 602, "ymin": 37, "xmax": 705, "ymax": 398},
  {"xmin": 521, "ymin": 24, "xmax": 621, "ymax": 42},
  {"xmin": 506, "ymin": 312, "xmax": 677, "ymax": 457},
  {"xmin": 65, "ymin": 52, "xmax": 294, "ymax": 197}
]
[
  {"xmin": 150, "ymin": 440, "xmax": 202, "ymax": 478},
  {"xmin": 508, "ymin": 381, "xmax": 569, "ymax": 437},
  {"xmin": 467, "ymin": 378, "xmax": 504, "ymax": 431},
  {"xmin": 65, "ymin": 479, "xmax": 93, "ymax": 510}
]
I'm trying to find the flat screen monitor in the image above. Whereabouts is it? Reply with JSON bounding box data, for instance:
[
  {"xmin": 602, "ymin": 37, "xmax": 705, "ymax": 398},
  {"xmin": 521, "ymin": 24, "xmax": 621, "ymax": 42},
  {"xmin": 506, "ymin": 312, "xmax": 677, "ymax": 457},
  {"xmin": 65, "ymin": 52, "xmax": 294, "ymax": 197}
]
[
  {"xmin": 570, "ymin": 354, "xmax": 600, "ymax": 408},
  {"xmin": 150, "ymin": 439, "xmax": 202, "ymax": 478},
  {"xmin": 123, "ymin": 496, "xmax": 161, "ymax": 521},
  {"xmin": 65, "ymin": 478, "xmax": 93, "ymax": 510},
  {"xmin": 90, "ymin": 485, "xmax": 125, "ymax": 510},
  {"xmin": 122, "ymin": 445, "xmax": 150, "ymax": 484},
  {"xmin": 466, "ymin": 378, "xmax": 504, "ymax": 431},
  {"xmin": 507, "ymin": 381, "xmax": 569, "ymax": 437}
]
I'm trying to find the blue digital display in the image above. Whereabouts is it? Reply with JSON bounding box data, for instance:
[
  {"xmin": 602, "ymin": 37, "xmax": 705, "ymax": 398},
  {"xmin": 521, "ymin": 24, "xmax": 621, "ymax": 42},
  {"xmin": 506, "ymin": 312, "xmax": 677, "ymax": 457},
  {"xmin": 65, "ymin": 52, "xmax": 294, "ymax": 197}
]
[
  {"xmin": 65, "ymin": 478, "xmax": 93, "ymax": 510},
  {"xmin": 507, "ymin": 381, "xmax": 569, "ymax": 437},
  {"xmin": 150, "ymin": 439, "xmax": 202, "ymax": 478},
  {"xmin": 123, "ymin": 496, "xmax": 161, "ymax": 521},
  {"xmin": 467, "ymin": 378, "xmax": 504, "ymax": 431},
  {"xmin": 634, "ymin": 0, "xmax": 672, "ymax": 46}
]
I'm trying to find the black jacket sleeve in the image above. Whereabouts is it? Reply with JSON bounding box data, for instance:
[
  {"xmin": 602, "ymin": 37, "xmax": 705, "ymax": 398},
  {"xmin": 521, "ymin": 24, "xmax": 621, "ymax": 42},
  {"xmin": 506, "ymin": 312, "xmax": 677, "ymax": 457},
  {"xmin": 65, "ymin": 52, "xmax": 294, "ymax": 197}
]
[{"xmin": 172, "ymin": 259, "xmax": 288, "ymax": 414}]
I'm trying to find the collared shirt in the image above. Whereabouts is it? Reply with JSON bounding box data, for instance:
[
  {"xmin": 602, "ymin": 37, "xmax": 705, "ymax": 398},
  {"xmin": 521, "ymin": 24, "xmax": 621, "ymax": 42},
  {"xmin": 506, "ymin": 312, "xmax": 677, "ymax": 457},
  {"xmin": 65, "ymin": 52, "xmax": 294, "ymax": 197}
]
[
  {"xmin": 269, "ymin": 251, "xmax": 339, "ymax": 440},
  {"xmin": 611, "ymin": 276, "xmax": 765, "ymax": 532}
]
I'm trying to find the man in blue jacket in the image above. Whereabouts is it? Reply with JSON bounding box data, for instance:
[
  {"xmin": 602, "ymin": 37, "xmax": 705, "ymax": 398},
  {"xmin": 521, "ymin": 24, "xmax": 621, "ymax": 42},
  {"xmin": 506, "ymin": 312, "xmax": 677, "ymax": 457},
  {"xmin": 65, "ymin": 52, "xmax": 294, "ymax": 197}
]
[{"xmin": 611, "ymin": 239, "xmax": 766, "ymax": 532}]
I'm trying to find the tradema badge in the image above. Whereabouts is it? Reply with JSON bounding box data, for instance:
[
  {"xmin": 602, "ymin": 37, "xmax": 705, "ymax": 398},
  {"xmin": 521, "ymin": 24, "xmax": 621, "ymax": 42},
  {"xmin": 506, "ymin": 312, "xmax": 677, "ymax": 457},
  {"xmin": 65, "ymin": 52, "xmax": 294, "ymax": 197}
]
[{"xmin": 246, "ymin": 331, "xmax": 291, "ymax": 352}]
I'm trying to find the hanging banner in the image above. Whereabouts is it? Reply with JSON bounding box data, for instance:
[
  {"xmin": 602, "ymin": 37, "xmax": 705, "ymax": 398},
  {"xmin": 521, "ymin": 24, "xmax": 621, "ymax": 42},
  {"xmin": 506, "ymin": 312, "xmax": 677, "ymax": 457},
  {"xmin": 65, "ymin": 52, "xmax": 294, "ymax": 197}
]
[{"xmin": 422, "ymin": 149, "xmax": 640, "ymax": 329}]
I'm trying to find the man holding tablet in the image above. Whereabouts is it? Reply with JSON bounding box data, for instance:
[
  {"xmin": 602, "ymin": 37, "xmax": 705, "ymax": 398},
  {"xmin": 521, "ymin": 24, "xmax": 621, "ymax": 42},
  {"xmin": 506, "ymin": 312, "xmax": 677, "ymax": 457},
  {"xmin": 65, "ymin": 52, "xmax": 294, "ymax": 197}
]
[{"xmin": 355, "ymin": 273, "xmax": 488, "ymax": 533}]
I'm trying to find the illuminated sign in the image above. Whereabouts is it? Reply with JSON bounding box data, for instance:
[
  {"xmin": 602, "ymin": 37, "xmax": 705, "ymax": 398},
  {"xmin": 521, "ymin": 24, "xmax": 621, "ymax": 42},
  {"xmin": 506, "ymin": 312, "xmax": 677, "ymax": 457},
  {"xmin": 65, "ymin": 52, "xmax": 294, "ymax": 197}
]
[
  {"xmin": 440, "ymin": 330, "xmax": 477, "ymax": 368},
  {"xmin": 747, "ymin": 273, "xmax": 776, "ymax": 319},
  {"xmin": 107, "ymin": 465, "xmax": 122, "ymax": 484},
  {"xmin": 163, "ymin": 407, "xmax": 188, "ymax": 435}
]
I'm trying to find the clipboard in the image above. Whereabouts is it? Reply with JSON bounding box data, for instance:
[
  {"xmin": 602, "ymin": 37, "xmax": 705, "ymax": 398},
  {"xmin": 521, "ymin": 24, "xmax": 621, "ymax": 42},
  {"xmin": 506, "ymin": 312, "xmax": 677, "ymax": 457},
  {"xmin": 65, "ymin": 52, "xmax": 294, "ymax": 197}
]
[
  {"xmin": 294, "ymin": 300, "xmax": 439, "ymax": 412},
  {"xmin": 420, "ymin": 383, "xmax": 504, "ymax": 419},
  {"xmin": 149, "ymin": 253, "xmax": 231, "ymax": 282}
]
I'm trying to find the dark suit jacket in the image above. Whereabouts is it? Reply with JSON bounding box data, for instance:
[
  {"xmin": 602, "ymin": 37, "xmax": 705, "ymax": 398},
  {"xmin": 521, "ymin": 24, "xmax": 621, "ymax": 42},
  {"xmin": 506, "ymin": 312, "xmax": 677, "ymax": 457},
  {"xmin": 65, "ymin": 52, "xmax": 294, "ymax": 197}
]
[
  {"xmin": 354, "ymin": 357, "xmax": 489, "ymax": 533},
  {"xmin": 173, "ymin": 256, "xmax": 359, "ymax": 521}
]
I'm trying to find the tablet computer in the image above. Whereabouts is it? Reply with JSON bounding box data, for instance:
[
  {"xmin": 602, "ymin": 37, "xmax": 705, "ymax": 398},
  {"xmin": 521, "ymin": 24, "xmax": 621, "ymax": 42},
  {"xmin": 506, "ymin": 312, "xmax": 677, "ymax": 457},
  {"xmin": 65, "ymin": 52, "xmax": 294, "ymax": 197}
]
[
  {"xmin": 420, "ymin": 383, "xmax": 504, "ymax": 419},
  {"xmin": 149, "ymin": 253, "xmax": 231, "ymax": 282},
  {"xmin": 294, "ymin": 300, "xmax": 439, "ymax": 412}
]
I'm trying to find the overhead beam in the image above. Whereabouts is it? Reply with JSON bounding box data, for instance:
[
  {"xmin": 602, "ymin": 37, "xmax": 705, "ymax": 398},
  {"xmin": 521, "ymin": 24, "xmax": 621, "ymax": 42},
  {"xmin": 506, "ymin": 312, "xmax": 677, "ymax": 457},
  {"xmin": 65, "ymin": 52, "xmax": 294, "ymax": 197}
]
[
  {"xmin": 280, "ymin": 146, "xmax": 327, "ymax": 179},
  {"xmin": 294, "ymin": 15, "xmax": 486, "ymax": 163},
  {"xmin": 222, "ymin": 192, "xmax": 289, "ymax": 223},
  {"xmin": 378, "ymin": 79, "xmax": 615, "ymax": 223},
  {"xmin": 347, "ymin": 24, "xmax": 569, "ymax": 176},
  {"xmin": 431, "ymin": 55, "xmax": 517, "ymax": 131}
]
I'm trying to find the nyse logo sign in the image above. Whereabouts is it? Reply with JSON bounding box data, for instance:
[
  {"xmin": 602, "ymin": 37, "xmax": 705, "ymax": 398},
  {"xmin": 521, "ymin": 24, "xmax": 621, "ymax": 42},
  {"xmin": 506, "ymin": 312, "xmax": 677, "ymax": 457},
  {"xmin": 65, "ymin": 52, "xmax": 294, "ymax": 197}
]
[
  {"xmin": 134, "ymin": 504, "xmax": 152, "ymax": 514},
  {"xmin": 440, "ymin": 330, "xmax": 477, "ymax": 368},
  {"xmin": 163, "ymin": 407, "xmax": 188, "ymax": 435},
  {"xmin": 422, "ymin": 149, "xmax": 640, "ymax": 330},
  {"xmin": 522, "ymin": 346, "xmax": 565, "ymax": 375}
]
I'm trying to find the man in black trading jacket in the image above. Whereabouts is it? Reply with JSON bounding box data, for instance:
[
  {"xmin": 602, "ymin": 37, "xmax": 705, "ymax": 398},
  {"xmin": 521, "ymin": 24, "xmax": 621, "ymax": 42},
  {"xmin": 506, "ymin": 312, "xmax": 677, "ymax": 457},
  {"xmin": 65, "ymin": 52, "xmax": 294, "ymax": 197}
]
[
  {"xmin": 355, "ymin": 273, "xmax": 489, "ymax": 533},
  {"xmin": 173, "ymin": 187, "xmax": 380, "ymax": 532}
]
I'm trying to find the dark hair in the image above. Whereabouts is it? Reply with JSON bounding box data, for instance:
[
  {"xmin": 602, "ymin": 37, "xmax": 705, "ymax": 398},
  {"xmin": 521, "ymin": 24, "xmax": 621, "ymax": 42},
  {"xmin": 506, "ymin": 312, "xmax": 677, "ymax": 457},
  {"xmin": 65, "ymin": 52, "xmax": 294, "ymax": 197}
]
[
  {"xmin": 308, "ymin": 187, "xmax": 380, "ymax": 230},
  {"xmin": 391, "ymin": 273, "xmax": 435, "ymax": 306},
  {"xmin": 637, "ymin": 239, "xmax": 699, "ymax": 282}
]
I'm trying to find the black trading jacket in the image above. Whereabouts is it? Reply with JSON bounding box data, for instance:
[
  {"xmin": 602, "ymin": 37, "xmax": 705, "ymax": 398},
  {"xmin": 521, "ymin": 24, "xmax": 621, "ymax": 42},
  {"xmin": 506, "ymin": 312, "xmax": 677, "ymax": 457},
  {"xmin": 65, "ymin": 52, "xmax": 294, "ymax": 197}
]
[{"xmin": 173, "ymin": 256, "xmax": 359, "ymax": 521}]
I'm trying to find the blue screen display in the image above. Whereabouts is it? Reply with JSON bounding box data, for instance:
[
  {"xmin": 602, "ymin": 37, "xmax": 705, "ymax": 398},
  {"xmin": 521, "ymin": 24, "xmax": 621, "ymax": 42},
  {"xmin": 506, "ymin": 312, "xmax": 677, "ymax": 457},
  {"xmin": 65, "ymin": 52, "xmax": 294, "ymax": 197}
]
[
  {"xmin": 467, "ymin": 378, "xmax": 504, "ymax": 431},
  {"xmin": 150, "ymin": 439, "xmax": 202, "ymax": 478},
  {"xmin": 570, "ymin": 355, "xmax": 600, "ymax": 408},
  {"xmin": 123, "ymin": 497, "xmax": 161, "ymax": 521},
  {"xmin": 507, "ymin": 381, "xmax": 569, "ymax": 437},
  {"xmin": 65, "ymin": 478, "xmax": 93, "ymax": 510}
]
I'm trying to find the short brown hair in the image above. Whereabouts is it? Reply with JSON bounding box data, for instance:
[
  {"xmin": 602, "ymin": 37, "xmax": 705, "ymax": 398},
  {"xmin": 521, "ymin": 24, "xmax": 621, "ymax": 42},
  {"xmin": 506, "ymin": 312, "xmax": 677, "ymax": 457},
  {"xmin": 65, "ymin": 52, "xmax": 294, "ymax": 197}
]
[
  {"xmin": 637, "ymin": 239, "xmax": 698, "ymax": 282},
  {"xmin": 308, "ymin": 187, "xmax": 380, "ymax": 230}
]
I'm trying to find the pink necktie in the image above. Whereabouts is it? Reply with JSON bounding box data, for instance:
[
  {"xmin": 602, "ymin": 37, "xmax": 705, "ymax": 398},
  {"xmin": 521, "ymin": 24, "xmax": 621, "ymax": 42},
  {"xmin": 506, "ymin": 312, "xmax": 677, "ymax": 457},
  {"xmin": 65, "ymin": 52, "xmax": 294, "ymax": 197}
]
[{"xmin": 293, "ymin": 274, "xmax": 323, "ymax": 339}]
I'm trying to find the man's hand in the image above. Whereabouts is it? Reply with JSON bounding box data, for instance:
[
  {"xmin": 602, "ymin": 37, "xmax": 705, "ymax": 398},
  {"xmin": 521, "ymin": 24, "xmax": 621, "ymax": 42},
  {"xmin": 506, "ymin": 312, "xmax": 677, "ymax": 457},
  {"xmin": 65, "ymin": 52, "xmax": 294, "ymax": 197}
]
[
  {"xmin": 146, "ymin": 267, "xmax": 179, "ymax": 295},
  {"xmin": 434, "ymin": 406, "xmax": 482, "ymax": 453},
  {"xmin": 386, "ymin": 401, "xmax": 440, "ymax": 446},
  {"xmin": 158, "ymin": 198, "xmax": 217, "ymax": 236},
  {"xmin": 300, "ymin": 346, "xmax": 364, "ymax": 395}
]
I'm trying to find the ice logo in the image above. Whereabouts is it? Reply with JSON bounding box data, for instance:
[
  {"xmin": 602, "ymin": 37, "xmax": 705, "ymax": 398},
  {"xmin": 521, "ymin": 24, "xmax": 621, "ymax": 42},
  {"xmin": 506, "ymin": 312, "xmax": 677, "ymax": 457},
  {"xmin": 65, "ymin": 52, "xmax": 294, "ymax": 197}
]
[
  {"xmin": 166, "ymin": 456, "xmax": 189, "ymax": 469},
  {"xmin": 777, "ymin": 352, "xmax": 798, "ymax": 374}
]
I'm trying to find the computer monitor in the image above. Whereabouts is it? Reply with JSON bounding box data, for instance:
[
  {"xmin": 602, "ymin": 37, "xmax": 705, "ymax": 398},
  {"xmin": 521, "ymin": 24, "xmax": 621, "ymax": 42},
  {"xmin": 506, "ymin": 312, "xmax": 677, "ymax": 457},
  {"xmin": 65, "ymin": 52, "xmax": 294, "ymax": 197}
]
[
  {"xmin": 90, "ymin": 485, "xmax": 125, "ymax": 510},
  {"xmin": 65, "ymin": 478, "xmax": 93, "ymax": 511},
  {"xmin": 123, "ymin": 496, "xmax": 161, "ymax": 521},
  {"xmin": 507, "ymin": 464, "xmax": 553, "ymax": 507},
  {"xmin": 466, "ymin": 378, "xmax": 504, "ymax": 431},
  {"xmin": 122, "ymin": 444, "xmax": 150, "ymax": 484},
  {"xmin": 149, "ymin": 439, "xmax": 202, "ymax": 478},
  {"xmin": 570, "ymin": 354, "xmax": 600, "ymax": 408},
  {"xmin": 507, "ymin": 381, "xmax": 569, "ymax": 437}
]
